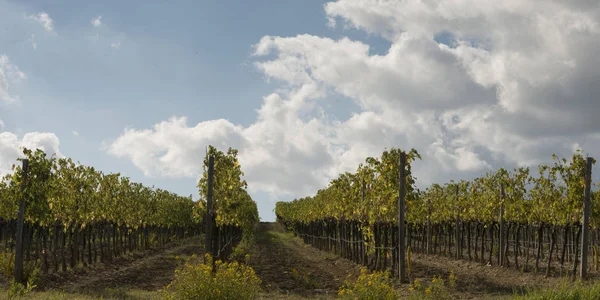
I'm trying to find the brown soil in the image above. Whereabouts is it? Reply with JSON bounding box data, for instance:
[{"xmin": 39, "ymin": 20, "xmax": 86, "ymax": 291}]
[
  {"xmin": 255, "ymin": 223, "xmax": 573, "ymax": 299},
  {"xmin": 405, "ymin": 253, "xmax": 568, "ymax": 299},
  {"xmin": 27, "ymin": 238, "xmax": 203, "ymax": 299},
  {"xmin": 249, "ymin": 222, "xmax": 362, "ymax": 298}
]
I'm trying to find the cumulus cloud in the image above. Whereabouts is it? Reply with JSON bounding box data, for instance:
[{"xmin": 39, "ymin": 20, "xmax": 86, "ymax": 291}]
[
  {"xmin": 0, "ymin": 55, "xmax": 26, "ymax": 102},
  {"xmin": 324, "ymin": 0, "xmax": 600, "ymax": 134},
  {"xmin": 0, "ymin": 131, "xmax": 62, "ymax": 176},
  {"xmin": 107, "ymin": 88, "xmax": 336, "ymax": 197},
  {"xmin": 108, "ymin": 117, "xmax": 246, "ymax": 178},
  {"xmin": 91, "ymin": 15, "xmax": 103, "ymax": 27},
  {"xmin": 107, "ymin": 0, "xmax": 600, "ymax": 204},
  {"xmin": 28, "ymin": 12, "xmax": 54, "ymax": 32},
  {"xmin": 107, "ymin": 83, "xmax": 490, "ymax": 198}
]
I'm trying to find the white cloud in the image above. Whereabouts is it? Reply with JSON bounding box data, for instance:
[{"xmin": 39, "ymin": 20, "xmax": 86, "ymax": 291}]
[
  {"xmin": 107, "ymin": 84, "xmax": 336, "ymax": 197},
  {"xmin": 28, "ymin": 12, "xmax": 54, "ymax": 32},
  {"xmin": 72, "ymin": 130, "xmax": 79, "ymax": 136},
  {"xmin": 91, "ymin": 16, "xmax": 103, "ymax": 27},
  {"xmin": 110, "ymin": 42, "xmax": 120, "ymax": 49},
  {"xmin": 107, "ymin": 82, "xmax": 491, "ymax": 198},
  {"xmin": 0, "ymin": 55, "xmax": 26, "ymax": 102},
  {"xmin": 0, "ymin": 120, "xmax": 4, "ymax": 129},
  {"xmin": 0, "ymin": 131, "xmax": 62, "ymax": 176},
  {"xmin": 107, "ymin": 0, "xmax": 600, "ymax": 203},
  {"xmin": 108, "ymin": 117, "xmax": 246, "ymax": 179},
  {"xmin": 323, "ymin": 0, "xmax": 600, "ymax": 133}
]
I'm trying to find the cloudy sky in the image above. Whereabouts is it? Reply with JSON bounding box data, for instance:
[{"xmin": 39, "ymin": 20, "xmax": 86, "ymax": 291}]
[{"xmin": 1, "ymin": 0, "xmax": 600, "ymax": 221}]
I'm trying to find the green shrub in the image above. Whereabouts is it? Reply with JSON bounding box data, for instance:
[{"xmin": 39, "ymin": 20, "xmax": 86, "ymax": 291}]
[
  {"xmin": 162, "ymin": 254, "xmax": 262, "ymax": 300},
  {"xmin": 338, "ymin": 267, "xmax": 397, "ymax": 300},
  {"xmin": 0, "ymin": 251, "xmax": 15, "ymax": 279},
  {"xmin": 2, "ymin": 250, "xmax": 40, "ymax": 299},
  {"xmin": 7, "ymin": 262, "xmax": 39, "ymax": 299},
  {"xmin": 230, "ymin": 235, "xmax": 254, "ymax": 262},
  {"xmin": 513, "ymin": 280, "xmax": 600, "ymax": 300},
  {"xmin": 8, "ymin": 278, "xmax": 35, "ymax": 299},
  {"xmin": 408, "ymin": 270, "xmax": 456, "ymax": 300}
]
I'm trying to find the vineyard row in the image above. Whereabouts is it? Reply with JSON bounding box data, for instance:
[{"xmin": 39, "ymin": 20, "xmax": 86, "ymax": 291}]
[
  {"xmin": 0, "ymin": 145, "xmax": 259, "ymax": 283},
  {"xmin": 276, "ymin": 147, "xmax": 598, "ymax": 280}
]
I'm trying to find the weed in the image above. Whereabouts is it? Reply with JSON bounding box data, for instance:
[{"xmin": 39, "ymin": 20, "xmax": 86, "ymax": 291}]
[
  {"xmin": 408, "ymin": 270, "xmax": 456, "ymax": 300},
  {"xmin": 162, "ymin": 253, "xmax": 261, "ymax": 300},
  {"xmin": 338, "ymin": 267, "xmax": 396, "ymax": 300}
]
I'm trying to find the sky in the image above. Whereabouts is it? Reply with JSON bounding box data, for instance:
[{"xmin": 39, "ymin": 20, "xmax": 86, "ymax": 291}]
[{"xmin": 1, "ymin": 0, "xmax": 600, "ymax": 222}]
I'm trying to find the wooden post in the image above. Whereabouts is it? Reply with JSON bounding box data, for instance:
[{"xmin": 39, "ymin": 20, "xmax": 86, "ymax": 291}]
[
  {"xmin": 499, "ymin": 183, "xmax": 505, "ymax": 267},
  {"xmin": 581, "ymin": 157, "xmax": 593, "ymax": 279},
  {"xmin": 398, "ymin": 152, "xmax": 407, "ymax": 283},
  {"xmin": 14, "ymin": 159, "xmax": 29, "ymax": 284},
  {"xmin": 455, "ymin": 184, "xmax": 460, "ymax": 259},
  {"xmin": 205, "ymin": 155, "xmax": 216, "ymax": 260},
  {"xmin": 427, "ymin": 197, "xmax": 431, "ymax": 255}
]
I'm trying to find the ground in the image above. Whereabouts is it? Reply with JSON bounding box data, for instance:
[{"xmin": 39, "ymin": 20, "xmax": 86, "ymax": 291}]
[
  {"xmin": 249, "ymin": 222, "xmax": 362, "ymax": 299},
  {"xmin": 0, "ymin": 238, "xmax": 202, "ymax": 300},
  {"xmin": 0, "ymin": 223, "xmax": 579, "ymax": 299}
]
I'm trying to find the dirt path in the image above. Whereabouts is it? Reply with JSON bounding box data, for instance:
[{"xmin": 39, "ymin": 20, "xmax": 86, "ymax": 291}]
[
  {"xmin": 249, "ymin": 222, "xmax": 362, "ymax": 299},
  {"xmin": 29, "ymin": 238, "xmax": 204, "ymax": 299}
]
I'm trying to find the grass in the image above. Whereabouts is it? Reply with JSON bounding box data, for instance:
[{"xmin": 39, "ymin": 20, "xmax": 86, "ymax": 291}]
[
  {"xmin": 0, "ymin": 288, "xmax": 161, "ymax": 300},
  {"xmin": 256, "ymin": 229, "xmax": 295, "ymax": 245},
  {"xmin": 258, "ymin": 293, "xmax": 333, "ymax": 299},
  {"xmin": 512, "ymin": 279, "xmax": 600, "ymax": 300}
]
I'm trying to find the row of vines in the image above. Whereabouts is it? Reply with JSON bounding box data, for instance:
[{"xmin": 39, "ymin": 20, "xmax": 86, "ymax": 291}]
[
  {"xmin": 0, "ymin": 148, "xmax": 203, "ymax": 275},
  {"xmin": 0, "ymin": 144, "xmax": 260, "ymax": 280},
  {"xmin": 276, "ymin": 148, "xmax": 599, "ymax": 278},
  {"xmin": 197, "ymin": 146, "xmax": 259, "ymax": 260}
]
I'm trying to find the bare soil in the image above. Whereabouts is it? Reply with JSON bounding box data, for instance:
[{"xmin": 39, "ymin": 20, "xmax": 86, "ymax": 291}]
[
  {"xmin": 405, "ymin": 253, "xmax": 567, "ymax": 299},
  {"xmin": 254, "ymin": 223, "xmax": 571, "ymax": 299},
  {"xmin": 249, "ymin": 222, "xmax": 362, "ymax": 299},
  {"xmin": 0, "ymin": 238, "xmax": 204, "ymax": 299}
]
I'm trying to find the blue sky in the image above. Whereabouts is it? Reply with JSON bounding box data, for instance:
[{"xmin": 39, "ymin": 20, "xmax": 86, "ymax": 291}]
[
  {"xmin": 0, "ymin": 0, "xmax": 390, "ymax": 221},
  {"xmin": 2, "ymin": 0, "xmax": 600, "ymax": 221}
]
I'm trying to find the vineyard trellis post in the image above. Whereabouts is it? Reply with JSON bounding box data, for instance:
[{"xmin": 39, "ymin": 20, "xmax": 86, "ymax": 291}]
[
  {"xmin": 398, "ymin": 152, "xmax": 407, "ymax": 282},
  {"xmin": 455, "ymin": 184, "xmax": 460, "ymax": 259},
  {"xmin": 499, "ymin": 183, "xmax": 505, "ymax": 267},
  {"xmin": 205, "ymin": 155, "xmax": 217, "ymax": 261},
  {"xmin": 427, "ymin": 196, "xmax": 431, "ymax": 255},
  {"xmin": 580, "ymin": 156, "xmax": 593, "ymax": 279},
  {"xmin": 14, "ymin": 158, "xmax": 28, "ymax": 284}
]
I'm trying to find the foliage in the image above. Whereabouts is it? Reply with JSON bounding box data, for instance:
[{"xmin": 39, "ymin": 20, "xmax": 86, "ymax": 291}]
[
  {"xmin": 277, "ymin": 148, "xmax": 600, "ymax": 237},
  {"xmin": 230, "ymin": 238, "xmax": 255, "ymax": 263},
  {"xmin": 6, "ymin": 261, "xmax": 39, "ymax": 299},
  {"xmin": 0, "ymin": 148, "xmax": 199, "ymax": 230},
  {"xmin": 276, "ymin": 148, "xmax": 421, "ymax": 247},
  {"xmin": 162, "ymin": 254, "xmax": 262, "ymax": 300},
  {"xmin": 197, "ymin": 145, "xmax": 259, "ymax": 245},
  {"xmin": 338, "ymin": 267, "xmax": 397, "ymax": 300},
  {"xmin": 408, "ymin": 272, "xmax": 456, "ymax": 300},
  {"xmin": 0, "ymin": 251, "xmax": 15, "ymax": 279}
]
